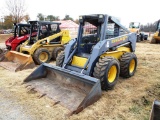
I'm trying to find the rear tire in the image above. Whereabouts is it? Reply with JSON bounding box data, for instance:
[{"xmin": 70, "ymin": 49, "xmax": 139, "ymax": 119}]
[
  {"xmin": 33, "ymin": 48, "xmax": 51, "ymax": 65},
  {"xmin": 52, "ymin": 47, "xmax": 64, "ymax": 60},
  {"xmin": 56, "ymin": 51, "xmax": 65, "ymax": 67},
  {"xmin": 120, "ymin": 52, "xmax": 137, "ymax": 78},
  {"xmin": 93, "ymin": 56, "xmax": 120, "ymax": 90}
]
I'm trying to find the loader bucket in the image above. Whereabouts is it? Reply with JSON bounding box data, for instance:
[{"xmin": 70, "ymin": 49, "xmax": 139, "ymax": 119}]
[
  {"xmin": 150, "ymin": 100, "xmax": 160, "ymax": 120},
  {"xmin": 24, "ymin": 63, "xmax": 101, "ymax": 115},
  {"xmin": 0, "ymin": 51, "xmax": 35, "ymax": 72}
]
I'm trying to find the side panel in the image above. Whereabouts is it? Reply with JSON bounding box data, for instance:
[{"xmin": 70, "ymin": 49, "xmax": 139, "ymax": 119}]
[{"xmin": 100, "ymin": 47, "xmax": 131, "ymax": 60}]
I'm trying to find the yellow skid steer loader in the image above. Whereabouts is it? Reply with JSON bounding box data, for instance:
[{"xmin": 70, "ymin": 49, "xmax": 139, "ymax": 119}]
[
  {"xmin": 151, "ymin": 20, "xmax": 160, "ymax": 43},
  {"xmin": 23, "ymin": 14, "xmax": 137, "ymax": 115}
]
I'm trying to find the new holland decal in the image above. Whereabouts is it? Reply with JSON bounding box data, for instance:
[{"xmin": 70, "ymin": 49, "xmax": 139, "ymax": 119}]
[{"xmin": 111, "ymin": 36, "xmax": 128, "ymax": 43}]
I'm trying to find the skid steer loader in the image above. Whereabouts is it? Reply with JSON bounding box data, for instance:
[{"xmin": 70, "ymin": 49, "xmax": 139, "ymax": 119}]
[
  {"xmin": 129, "ymin": 22, "xmax": 144, "ymax": 42},
  {"xmin": 0, "ymin": 23, "xmax": 37, "ymax": 72},
  {"xmin": 20, "ymin": 21, "xmax": 71, "ymax": 64},
  {"xmin": 5, "ymin": 23, "xmax": 37, "ymax": 51},
  {"xmin": 151, "ymin": 20, "xmax": 160, "ymax": 43},
  {"xmin": 23, "ymin": 14, "xmax": 137, "ymax": 115},
  {"xmin": 0, "ymin": 23, "xmax": 37, "ymax": 58}
]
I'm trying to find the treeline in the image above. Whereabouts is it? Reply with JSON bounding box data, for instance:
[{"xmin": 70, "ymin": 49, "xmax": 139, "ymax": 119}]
[
  {"xmin": 0, "ymin": 13, "xmax": 79, "ymax": 30},
  {"xmin": 140, "ymin": 21, "xmax": 158, "ymax": 32},
  {"xmin": 36, "ymin": 13, "xmax": 79, "ymax": 24}
]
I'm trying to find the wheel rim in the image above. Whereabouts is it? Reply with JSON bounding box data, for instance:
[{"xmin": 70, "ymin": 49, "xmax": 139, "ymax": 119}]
[
  {"xmin": 39, "ymin": 52, "xmax": 48, "ymax": 62},
  {"xmin": 108, "ymin": 65, "xmax": 117, "ymax": 83},
  {"xmin": 129, "ymin": 59, "xmax": 136, "ymax": 73}
]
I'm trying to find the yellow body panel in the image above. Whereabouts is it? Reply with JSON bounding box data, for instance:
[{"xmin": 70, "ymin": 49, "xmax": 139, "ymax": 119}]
[
  {"xmin": 71, "ymin": 56, "xmax": 88, "ymax": 68},
  {"xmin": 100, "ymin": 47, "xmax": 131, "ymax": 59},
  {"xmin": 153, "ymin": 31, "xmax": 160, "ymax": 40},
  {"xmin": 61, "ymin": 30, "xmax": 71, "ymax": 44}
]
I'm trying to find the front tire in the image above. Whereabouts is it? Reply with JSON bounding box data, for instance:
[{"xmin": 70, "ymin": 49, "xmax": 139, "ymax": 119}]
[
  {"xmin": 33, "ymin": 48, "xmax": 51, "ymax": 65},
  {"xmin": 93, "ymin": 57, "xmax": 120, "ymax": 90},
  {"xmin": 120, "ymin": 52, "xmax": 137, "ymax": 78},
  {"xmin": 56, "ymin": 51, "xmax": 65, "ymax": 67}
]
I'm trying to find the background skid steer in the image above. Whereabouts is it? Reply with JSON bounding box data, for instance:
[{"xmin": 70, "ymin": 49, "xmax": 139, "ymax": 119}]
[
  {"xmin": 23, "ymin": 14, "xmax": 137, "ymax": 115},
  {"xmin": 151, "ymin": 20, "xmax": 160, "ymax": 43},
  {"xmin": 0, "ymin": 23, "xmax": 37, "ymax": 61},
  {"xmin": 20, "ymin": 21, "xmax": 71, "ymax": 65}
]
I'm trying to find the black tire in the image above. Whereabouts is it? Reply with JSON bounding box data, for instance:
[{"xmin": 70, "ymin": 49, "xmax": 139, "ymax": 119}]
[
  {"xmin": 140, "ymin": 34, "xmax": 144, "ymax": 41},
  {"xmin": 137, "ymin": 35, "xmax": 140, "ymax": 42},
  {"xmin": 120, "ymin": 52, "xmax": 137, "ymax": 78},
  {"xmin": 16, "ymin": 44, "xmax": 21, "ymax": 52},
  {"xmin": 93, "ymin": 56, "xmax": 120, "ymax": 90},
  {"xmin": 144, "ymin": 37, "xmax": 147, "ymax": 40},
  {"xmin": 52, "ymin": 47, "xmax": 64, "ymax": 60},
  {"xmin": 56, "ymin": 51, "xmax": 65, "ymax": 67},
  {"xmin": 33, "ymin": 48, "xmax": 51, "ymax": 65}
]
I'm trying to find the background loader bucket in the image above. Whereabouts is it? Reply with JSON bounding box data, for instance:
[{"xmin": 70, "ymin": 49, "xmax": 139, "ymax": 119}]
[
  {"xmin": 24, "ymin": 63, "xmax": 101, "ymax": 114},
  {"xmin": 0, "ymin": 51, "xmax": 35, "ymax": 72},
  {"xmin": 150, "ymin": 100, "xmax": 160, "ymax": 120}
]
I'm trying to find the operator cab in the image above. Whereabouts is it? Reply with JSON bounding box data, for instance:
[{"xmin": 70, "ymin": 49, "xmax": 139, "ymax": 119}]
[
  {"xmin": 13, "ymin": 23, "xmax": 32, "ymax": 38},
  {"xmin": 28, "ymin": 21, "xmax": 61, "ymax": 45},
  {"xmin": 77, "ymin": 15, "xmax": 125, "ymax": 55}
]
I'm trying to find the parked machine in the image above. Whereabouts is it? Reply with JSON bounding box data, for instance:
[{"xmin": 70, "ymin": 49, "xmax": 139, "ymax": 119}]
[
  {"xmin": 0, "ymin": 21, "xmax": 71, "ymax": 71},
  {"xmin": 20, "ymin": 21, "xmax": 71, "ymax": 64},
  {"xmin": 0, "ymin": 23, "xmax": 37, "ymax": 71},
  {"xmin": 23, "ymin": 14, "xmax": 137, "ymax": 115},
  {"xmin": 0, "ymin": 23, "xmax": 37, "ymax": 59},
  {"xmin": 151, "ymin": 20, "xmax": 160, "ymax": 43},
  {"xmin": 5, "ymin": 23, "xmax": 37, "ymax": 51},
  {"xmin": 129, "ymin": 22, "xmax": 145, "ymax": 41},
  {"xmin": 150, "ymin": 100, "xmax": 160, "ymax": 120}
]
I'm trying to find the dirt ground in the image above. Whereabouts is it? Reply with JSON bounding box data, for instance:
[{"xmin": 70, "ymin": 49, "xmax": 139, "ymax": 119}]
[
  {"xmin": 0, "ymin": 34, "xmax": 12, "ymax": 42},
  {"xmin": 0, "ymin": 34, "xmax": 160, "ymax": 120}
]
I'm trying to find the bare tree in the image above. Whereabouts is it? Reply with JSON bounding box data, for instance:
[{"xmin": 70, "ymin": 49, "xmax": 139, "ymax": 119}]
[
  {"xmin": 24, "ymin": 14, "xmax": 30, "ymax": 23},
  {"xmin": 5, "ymin": 0, "xmax": 26, "ymax": 23}
]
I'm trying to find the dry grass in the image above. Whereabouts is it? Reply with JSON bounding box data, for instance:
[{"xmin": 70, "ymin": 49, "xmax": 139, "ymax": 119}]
[{"xmin": 0, "ymin": 38, "xmax": 160, "ymax": 119}]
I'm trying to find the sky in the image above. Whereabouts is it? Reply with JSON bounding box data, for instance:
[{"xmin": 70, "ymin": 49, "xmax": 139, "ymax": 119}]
[{"xmin": 0, "ymin": 0, "xmax": 159, "ymax": 27}]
